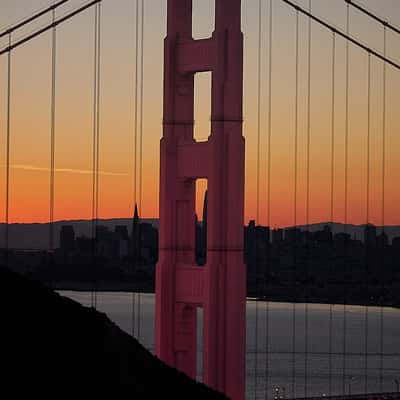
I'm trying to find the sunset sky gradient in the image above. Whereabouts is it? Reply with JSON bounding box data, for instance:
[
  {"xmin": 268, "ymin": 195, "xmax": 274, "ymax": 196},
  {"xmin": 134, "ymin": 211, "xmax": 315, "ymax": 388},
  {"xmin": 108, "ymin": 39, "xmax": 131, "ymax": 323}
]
[{"xmin": 0, "ymin": 0, "xmax": 399, "ymax": 227}]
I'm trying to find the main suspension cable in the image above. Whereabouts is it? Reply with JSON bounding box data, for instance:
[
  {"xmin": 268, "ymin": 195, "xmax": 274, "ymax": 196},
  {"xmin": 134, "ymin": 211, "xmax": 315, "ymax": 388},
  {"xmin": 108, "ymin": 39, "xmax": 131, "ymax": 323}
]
[
  {"xmin": 345, "ymin": 0, "xmax": 400, "ymax": 36},
  {"xmin": 279, "ymin": 0, "xmax": 400, "ymax": 71},
  {"xmin": 0, "ymin": 0, "xmax": 69, "ymax": 39},
  {"xmin": 0, "ymin": 1, "xmax": 103, "ymax": 57}
]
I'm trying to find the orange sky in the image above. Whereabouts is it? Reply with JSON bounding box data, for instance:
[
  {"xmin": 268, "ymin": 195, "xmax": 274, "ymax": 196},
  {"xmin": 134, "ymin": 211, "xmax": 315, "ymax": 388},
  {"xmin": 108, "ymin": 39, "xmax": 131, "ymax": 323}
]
[{"xmin": 0, "ymin": 0, "xmax": 399, "ymax": 227}]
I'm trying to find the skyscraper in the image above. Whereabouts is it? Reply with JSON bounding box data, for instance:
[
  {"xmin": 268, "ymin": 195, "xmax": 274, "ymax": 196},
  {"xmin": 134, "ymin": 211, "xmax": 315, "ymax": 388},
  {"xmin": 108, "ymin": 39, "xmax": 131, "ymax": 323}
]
[
  {"xmin": 130, "ymin": 204, "xmax": 140, "ymax": 262},
  {"xmin": 60, "ymin": 225, "xmax": 75, "ymax": 254}
]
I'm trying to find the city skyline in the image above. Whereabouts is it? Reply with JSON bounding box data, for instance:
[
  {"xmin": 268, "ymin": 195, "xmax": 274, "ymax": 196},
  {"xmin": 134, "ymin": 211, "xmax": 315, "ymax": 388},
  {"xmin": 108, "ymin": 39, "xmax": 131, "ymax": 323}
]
[{"xmin": 0, "ymin": 0, "xmax": 399, "ymax": 228}]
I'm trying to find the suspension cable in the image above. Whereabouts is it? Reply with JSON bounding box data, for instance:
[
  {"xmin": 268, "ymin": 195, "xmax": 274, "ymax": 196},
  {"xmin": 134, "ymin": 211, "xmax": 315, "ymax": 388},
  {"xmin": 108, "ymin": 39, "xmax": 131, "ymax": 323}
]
[
  {"xmin": 364, "ymin": 51, "xmax": 371, "ymax": 396},
  {"xmin": 137, "ymin": 0, "xmax": 145, "ymax": 342},
  {"xmin": 329, "ymin": 31, "xmax": 336, "ymax": 398},
  {"xmin": 91, "ymin": 2, "xmax": 101, "ymax": 309},
  {"xmin": 342, "ymin": 3, "xmax": 350, "ymax": 395},
  {"xmin": 254, "ymin": 0, "xmax": 263, "ymax": 396},
  {"xmin": 345, "ymin": 0, "xmax": 400, "ymax": 36},
  {"xmin": 379, "ymin": 25, "xmax": 387, "ymax": 393},
  {"xmin": 132, "ymin": 0, "xmax": 140, "ymax": 339},
  {"xmin": 0, "ymin": 0, "xmax": 69, "ymax": 39},
  {"xmin": 90, "ymin": 3, "xmax": 98, "ymax": 309},
  {"xmin": 265, "ymin": 0, "xmax": 273, "ymax": 397},
  {"xmin": 96, "ymin": 1, "xmax": 101, "ymax": 308},
  {"xmin": 4, "ymin": 33, "xmax": 12, "ymax": 264},
  {"xmin": 49, "ymin": 7, "xmax": 57, "ymax": 257},
  {"xmin": 291, "ymin": 8, "xmax": 299, "ymax": 399},
  {"xmin": 279, "ymin": 0, "xmax": 400, "ymax": 71},
  {"xmin": 0, "ymin": 1, "xmax": 102, "ymax": 57},
  {"xmin": 304, "ymin": 1, "xmax": 312, "ymax": 396}
]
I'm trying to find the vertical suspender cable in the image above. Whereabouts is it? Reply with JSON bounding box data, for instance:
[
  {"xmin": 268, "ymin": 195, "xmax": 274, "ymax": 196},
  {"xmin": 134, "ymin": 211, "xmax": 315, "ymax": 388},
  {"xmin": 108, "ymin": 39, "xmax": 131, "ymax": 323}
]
[
  {"xmin": 91, "ymin": 2, "xmax": 101, "ymax": 309},
  {"xmin": 329, "ymin": 32, "xmax": 336, "ymax": 398},
  {"xmin": 132, "ymin": 0, "xmax": 139, "ymax": 339},
  {"xmin": 342, "ymin": 3, "xmax": 350, "ymax": 394},
  {"xmin": 95, "ymin": 1, "xmax": 101, "ymax": 310},
  {"xmin": 304, "ymin": 1, "xmax": 312, "ymax": 396},
  {"xmin": 364, "ymin": 51, "xmax": 371, "ymax": 395},
  {"xmin": 49, "ymin": 7, "xmax": 57, "ymax": 275},
  {"xmin": 265, "ymin": 0, "xmax": 273, "ymax": 397},
  {"xmin": 137, "ymin": 0, "xmax": 145, "ymax": 342},
  {"xmin": 379, "ymin": 25, "xmax": 387, "ymax": 393},
  {"xmin": 291, "ymin": 9, "xmax": 299, "ymax": 399},
  {"xmin": 91, "ymin": 4, "xmax": 98, "ymax": 309},
  {"xmin": 255, "ymin": 0, "xmax": 262, "ymax": 396},
  {"xmin": 91, "ymin": 4, "xmax": 97, "ymax": 309},
  {"xmin": 4, "ymin": 33, "xmax": 11, "ymax": 264}
]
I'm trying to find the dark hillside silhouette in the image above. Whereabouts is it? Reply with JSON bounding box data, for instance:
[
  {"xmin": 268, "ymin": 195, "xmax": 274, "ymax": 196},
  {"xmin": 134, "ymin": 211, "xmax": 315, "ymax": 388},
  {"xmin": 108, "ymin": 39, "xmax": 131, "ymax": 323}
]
[{"xmin": 0, "ymin": 266, "xmax": 227, "ymax": 399}]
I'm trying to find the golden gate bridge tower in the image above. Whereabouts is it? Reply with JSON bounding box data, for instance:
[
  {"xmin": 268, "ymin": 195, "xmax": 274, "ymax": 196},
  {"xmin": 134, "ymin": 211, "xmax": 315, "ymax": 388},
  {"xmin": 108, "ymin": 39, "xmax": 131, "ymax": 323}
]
[{"xmin": 155, "ymin": 0, "xmax": 246, "ymax": 399}]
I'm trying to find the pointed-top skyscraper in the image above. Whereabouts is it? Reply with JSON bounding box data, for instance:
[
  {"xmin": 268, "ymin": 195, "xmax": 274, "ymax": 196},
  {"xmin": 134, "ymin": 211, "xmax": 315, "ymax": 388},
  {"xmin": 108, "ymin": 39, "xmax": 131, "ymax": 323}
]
[{"xmin": 130, "ymin": 204, "xmax": 140, "ymax": 261}]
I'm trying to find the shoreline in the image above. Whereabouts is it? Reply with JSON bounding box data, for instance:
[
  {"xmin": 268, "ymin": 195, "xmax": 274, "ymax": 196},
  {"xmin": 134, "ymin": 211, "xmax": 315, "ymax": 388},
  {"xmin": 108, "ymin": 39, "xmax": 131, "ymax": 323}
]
[{"xmin": 54, "ymin": 281, "xmax": 400, "ymax": 310}]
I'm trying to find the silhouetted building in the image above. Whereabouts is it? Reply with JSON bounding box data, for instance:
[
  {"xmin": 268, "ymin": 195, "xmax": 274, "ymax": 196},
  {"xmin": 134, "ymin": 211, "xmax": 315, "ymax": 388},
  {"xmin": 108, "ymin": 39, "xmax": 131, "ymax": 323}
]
[
  {"xmin": 60, "ymin": 225, "xmax": 75, "ymax": 254},
  {"xmin": 334, "ymin": 232, "xmax": 351, "ymax": 243},
  {"xmin": 139, "ymin": 222, "xmax": 158, "ymax": 263},
  {"xmin": 244, "ymin": 220, "xmax": 269, "ymax": 274},
  {"xmin": 285, "ymin": 227, "xmax": 302, "ymax": 244},
  {"xmin": 115, "ymin": 225, "xmax": 129, "ymax": 258},
  {"xmin": 392, "ymin": 236, "xmax": 400, "ymax": 249},
  {"xmin": 314, "ymin": 225, "xmax": 333, "ymax": 243},
  {"xmin": 272, "ymin": 229, "xmax": 283, "ymax": 244},
  {"xmin": 115, "ymin": 225, "xmax": 129, "ymax": 240},
  {"xmin": 76, "ymin": 236, "xmax": 92, "ymax": 254},
  {"xmin": 376, "ymin": 231, "xmax": 389, "ymax": 248},
  {"xmin": 364, "ymin": 224, "xmax": 377, "ymax": 247},
  {"xmin": 95, "ymin": 226, "xmax": 114, "ymax": 258}
]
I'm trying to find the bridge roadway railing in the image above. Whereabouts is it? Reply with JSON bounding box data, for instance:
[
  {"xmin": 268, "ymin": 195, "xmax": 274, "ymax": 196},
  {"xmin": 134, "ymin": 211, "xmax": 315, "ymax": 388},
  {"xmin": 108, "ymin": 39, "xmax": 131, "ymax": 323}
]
[{"xmin": 287, "ymin": 392, "xmax": 400, "ymax": 400}]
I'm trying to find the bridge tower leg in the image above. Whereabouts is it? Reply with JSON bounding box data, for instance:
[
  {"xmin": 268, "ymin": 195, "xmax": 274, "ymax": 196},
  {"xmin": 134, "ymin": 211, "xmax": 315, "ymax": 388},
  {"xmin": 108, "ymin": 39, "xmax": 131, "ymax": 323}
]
[{"xmin": 155, "ymin": 1, "xmax": 246, "ymax": 399}]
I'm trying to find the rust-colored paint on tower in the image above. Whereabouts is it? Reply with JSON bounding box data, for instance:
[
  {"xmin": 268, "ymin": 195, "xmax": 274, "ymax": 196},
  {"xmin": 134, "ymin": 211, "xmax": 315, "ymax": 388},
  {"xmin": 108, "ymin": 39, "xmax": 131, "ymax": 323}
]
[{"xmin": 155, "ymin": 1, "xmax": 246, "ymax": 399}]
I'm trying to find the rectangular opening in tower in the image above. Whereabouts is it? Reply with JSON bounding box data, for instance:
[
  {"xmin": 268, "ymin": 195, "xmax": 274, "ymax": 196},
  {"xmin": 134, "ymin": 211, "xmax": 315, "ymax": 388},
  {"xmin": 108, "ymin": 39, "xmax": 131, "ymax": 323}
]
[
  {"xmin": 195, "ymin": 178, "xmax": 208, "ymax": 265},
  {"xmin": 192, "ymin": 0, "xmax": 215, "ymax": 39},
  {"xmin": 194, "ymin": 72, "xmax": 212, "ymax": 142}
]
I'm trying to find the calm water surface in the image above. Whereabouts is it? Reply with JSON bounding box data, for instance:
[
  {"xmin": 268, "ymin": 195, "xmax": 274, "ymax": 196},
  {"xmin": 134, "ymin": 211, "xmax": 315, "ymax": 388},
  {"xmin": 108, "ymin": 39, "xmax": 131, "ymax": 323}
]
[{"xmin": 61, "ymin": 291, "xmax": 400, "ymax": 399}]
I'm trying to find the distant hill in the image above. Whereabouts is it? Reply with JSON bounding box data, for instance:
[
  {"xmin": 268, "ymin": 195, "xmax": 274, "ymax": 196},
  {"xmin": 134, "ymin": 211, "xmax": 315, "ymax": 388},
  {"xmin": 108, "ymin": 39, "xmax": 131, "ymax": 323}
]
[
  {"xmin": 0, "ymin": 218, "xmax": 158, "ymax": 250},
  {"xmin": 0, "ymin": 219, "xmax": 399, "ymax": 250}
]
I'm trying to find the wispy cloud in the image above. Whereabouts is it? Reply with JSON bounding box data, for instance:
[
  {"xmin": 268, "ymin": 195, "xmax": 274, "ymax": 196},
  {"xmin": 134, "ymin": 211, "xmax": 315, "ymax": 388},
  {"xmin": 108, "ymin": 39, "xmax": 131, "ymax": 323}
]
[{"xmin": 6, "ymin": 164, "xmax": 129, "ymax": 177}]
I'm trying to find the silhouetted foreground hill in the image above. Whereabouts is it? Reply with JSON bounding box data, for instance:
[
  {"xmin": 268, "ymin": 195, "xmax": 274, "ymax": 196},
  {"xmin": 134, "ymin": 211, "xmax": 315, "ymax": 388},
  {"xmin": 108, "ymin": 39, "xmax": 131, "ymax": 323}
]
[{"xmin": 0, "ymin": 266, "xmax": 228, "ymax": 398}]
